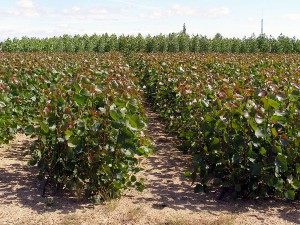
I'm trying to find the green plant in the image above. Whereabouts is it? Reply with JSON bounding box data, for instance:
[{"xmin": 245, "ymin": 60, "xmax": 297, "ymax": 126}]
[
  {"xmin": 0, "ymin": 52, "xmax": 152, "ymax": 200},
  {"xmin": 135, "ymin": 52, "xmax": 300, "ymax": 200}
]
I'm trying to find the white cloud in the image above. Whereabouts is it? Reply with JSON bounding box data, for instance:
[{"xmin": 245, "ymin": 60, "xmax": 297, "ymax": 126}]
[
  {"xmin": 0, "ymin": 9, "xmax": 40, "ymax": 17},
  {"xmin": 205, "ymin": 7, "xmax": 231, "ymax": 18},
  {"xmin": 16, "ymin": 0, "xmax": 34, "ymax": 9},
  {"xmin": 284, "ymin": 13, "xmax": 300, "ymax": 21},
  {"xmin": 61, "ymin": 6, "xmax": 124, "ymax": 21},
  {"xmin": 89, "ymin": 7, "xmax": 109, "ymax": 15},
  {"xmin": 63, "ymin": 6, "xmax": 81, "ymax": 14},
  {"xmin": 172, "ymin": 4, "xmax": 197, "ymax": 16},
  {"xmin": 0, "ymin": 0, "xmax": 41, "ymax": 17},
  {"xmin": 140, "ymin": 10, "xmax": 171, "ymax": 19},
  {"xmin": 140, "ymin": 4, "xmax": 231, "ymax": 20}
]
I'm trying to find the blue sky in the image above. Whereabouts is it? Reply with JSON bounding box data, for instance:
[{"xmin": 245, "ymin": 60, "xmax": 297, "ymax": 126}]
[{"xmin": 0, "ymin": 0, "xmax": 300, "ymax": 40}]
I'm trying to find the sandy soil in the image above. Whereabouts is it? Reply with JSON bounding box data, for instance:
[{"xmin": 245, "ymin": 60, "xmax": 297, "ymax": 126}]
[{"xmin": 1, "ymin": 108, "xmax": 300, "ymax": 225}]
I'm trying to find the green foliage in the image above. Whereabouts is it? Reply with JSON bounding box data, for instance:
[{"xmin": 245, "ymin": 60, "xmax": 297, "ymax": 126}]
[
  {"xmin": 0, "ymin": 52, "xmax": 151, "ymax": 200},
  {"xmin": 1, "ymin": 50, "xmax": 300, "ymax": 202},
  {"xmin": 135, "ymin": 52, "xmax": 300, "ymax": 200},
  {"xmin": 2, "ymin": 33, "xmax": 300, "ymax": 53}
]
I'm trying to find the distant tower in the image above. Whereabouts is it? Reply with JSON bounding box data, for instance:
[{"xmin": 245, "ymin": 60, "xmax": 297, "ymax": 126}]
[{"xmin": 182, "ymin": 23, "xmax": 186, "ymax": 34}]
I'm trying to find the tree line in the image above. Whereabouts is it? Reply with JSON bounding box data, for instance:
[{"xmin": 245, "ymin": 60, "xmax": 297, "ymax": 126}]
[{"xmin": 1, "ymin": 33, "xmax": 299, "ymax": 53}]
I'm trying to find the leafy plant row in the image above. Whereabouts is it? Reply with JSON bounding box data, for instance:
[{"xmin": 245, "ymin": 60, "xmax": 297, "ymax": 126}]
[
  {"xmin": 1, "ymin": 33, "xmax": 300, "ymax": 53},
  {"xmin": 134, "ymin": 53, "xmax": 300, "ymax": 200},
  {"xmin": 0, "ymin": 52, "xmax": 151, "ymax": 200}
]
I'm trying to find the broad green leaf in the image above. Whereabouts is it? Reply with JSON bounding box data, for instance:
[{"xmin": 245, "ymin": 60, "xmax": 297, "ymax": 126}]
[
  {"xmin": 80, "ymin": 88, "xmax": 91, "ymax": 97},
  {"xmin": 285, "ymin": 190, "xmax": 295, "ymax": 200},
  {"xmin": 110, "ymin": 109, "xmax": 122, "ymax": 122},
  {"xmin": 74, "ymin": 94, "xmax": 86, "ymax": 105},
  {"xmin": 65, "ymin": 130, "xmax": 73, "ymax": 140},
  {"xmin": 275, "ymin": 155, "xmax": 288, "ymax": 173},
  {"xmin": 72, "ymin": 82, "xmax": 81, "ymax": 92},
  {"xmin": 131, "ymin": 175, "xmax": 137, "ymax": 182},
  {"xmin": 259, "ymin": 147, "xmax": 267, "ymax": 156},
  {"xmin": 268, "ymin": 99, "xmax": 280, "ymax": 109},
  {"xmin": 249, "ymin": 118, "xmax": 258, "ymax": 131},
  {"xmin": 24, "ymin": 125, "xmax": 35, "ymax": 135},
  {"xmin": 40, "ymin": 121, "xmax": 49, "ymax": 133},
  {"xmin": 291, "ymin": 180, "xmax": 300, "ymax": 190},
  {"xmin": 114, "ymin": 98, "xmax": 126, "ymax": 107},
  {"xmin": 211, "ymin": 137, "xmax": 220, "ymax": 146},
  {"xmin": 128, "ymin": 114, "xmax": 145, "ymax": 129},
  {"xmin": 205, "ymin": 115, "xmax": 214, "ymax": 122},
  {"xmin": 275, "ymin": 179, "xmax": 284, "ymax": 191}
]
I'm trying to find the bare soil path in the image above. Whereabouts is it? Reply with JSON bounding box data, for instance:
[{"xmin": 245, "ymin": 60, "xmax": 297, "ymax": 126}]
[{"xmin": 0, "ymin": 107, "xmax": 300, "ymax": 225}]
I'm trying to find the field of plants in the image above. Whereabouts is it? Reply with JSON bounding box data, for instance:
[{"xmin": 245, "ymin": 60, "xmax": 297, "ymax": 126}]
[
  {"xmin": 134, "ymin": 53, "xmax": 300, "ymax": 200},
  {"xmin": 1, "ymin": 51, "xmax": 300, "ymax": 201},
  {"xmin": 0, "ymin": 52, "xmax": 151, "ymax": 201}
]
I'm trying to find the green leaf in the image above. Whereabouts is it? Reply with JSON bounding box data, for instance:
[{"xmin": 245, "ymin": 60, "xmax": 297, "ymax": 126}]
[
  {"xmin": 275, "ymin": 179, "xmax": 284, "ymax": 191},
  {"xmin": 211, "ymin": 137, "xmax": 220, "ymax": 146},
  {"xmin": 249, "ymin": 118, "xmax": 258, "ymax": 131},
  {"xmin": 73, "ymin": 82, "xmax": 82, "ymax": 92},
  {"xmin": 28, "ymin": 158, "xmax": 37, "ymax": 166},
  {"xmin": 68, "ymin": 136, "xmax": 79, "ymax": 148},
  {"xmin": 250, "ymin": 163, "xmax": 262, "ymax": 177},
  {"xmin": 114, "ymin": 98, "xmax": 126, "ymax": 107},
  {"xmin": 184, "ymin": 171, "xmax": 191, "ymax": 178},
  {"xmin": 296, "ymin": 163, "xmax": 300, "ymax": 174},
  {"xmin": 268, "ymin": 99, "xmax": 280, "ymax": 109},
  {"xmin": 118, "ymin": 128, "xmax": 133, "ymax": 143},
  {"xmin": 65, "ymin": 130, "xmax": 73, "ymax": 140},
  {"xmin": 285, "ymin": 190, "xmax": 295, "ymax": 200},
  {"xmin": 255, "ymin": 128, "xmax": 267, "ymax": 138},
  {"xmin": 110, "ymin": 109, "xmax": 122, "ymax": 122},
  {"xmin": 80, "ymin": 88, "xmax": 91, "ymax": 97},
  {"xmin": 40, "ymin": 121, "xmax": 49, "ymax": 133},
  {"xmin": 232, "ymin": 119, "xmax": 239, "ymax": 129},
  {"xmin": 131, "ymin": 175, "xmax": 137, "ymax": 182},
  {"xmin": 271, "ymin": 115, "xmax": 286, "ymax": 122},
  {"xmin": 205, "ymin": 115, "xmax": 214, "ymax": 122},
  {"xmin": 128, "ymin": 114, "xmax": 145, "ymax": 129},
  {"xmin": 275, "ymin": 155, "xmax": 288, "ymax": 173},
  {"xmin": 74, "ymin": 94, "xmax": 86, "ymax": 105},
  {"xmin": 259, "ymin": 147, "xmax": 267, "ymax": 156},
  {"xmin": 291, "ymin": 180, "xmax": 300, "ymax": 190},
  {"xmin": 24, "ymin": 125, "xmax": 35, "ymax": 135}
]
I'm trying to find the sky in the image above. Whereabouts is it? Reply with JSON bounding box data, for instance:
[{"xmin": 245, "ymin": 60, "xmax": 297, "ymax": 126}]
[{"xmin": 0, "ymin": 0, "xmax": 300, "ymax": 40}]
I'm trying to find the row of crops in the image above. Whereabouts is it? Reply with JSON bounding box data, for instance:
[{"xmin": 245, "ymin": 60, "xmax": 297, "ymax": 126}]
[
  {"xmin": 133, "ymin": 53, "xmax": 300, "ymax": 200},
  {"xmin": 0, "ymin": 52, "xmax": 151, "ymax": 200},
  {"xmin": 1, "ymin": 33, "xmax": 300, "ymax": 53},
  {"xmin": 1, "ymin": 52, "xmax": 300, "ymax": 200}
]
